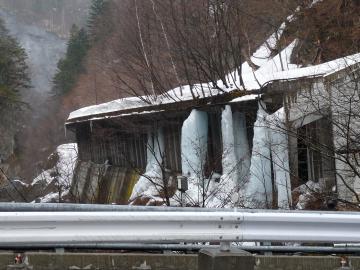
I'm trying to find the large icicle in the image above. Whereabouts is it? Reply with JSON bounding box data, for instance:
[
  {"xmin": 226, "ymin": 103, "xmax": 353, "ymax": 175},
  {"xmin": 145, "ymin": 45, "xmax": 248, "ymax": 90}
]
[
  {"xmin": 129, "ymin": 128, "xmax": 165, "ymax": 202},
  {"xmin": 208, "ymin": 106, "xmax": 252, "ymax": 208},
  {"xmin": 181, "ymin": 109, "xmax": 208, "ymax": 206},
  {"xmin": 207, "ymin": 105, "xmax": 238, "ymax": 207},
  {"xmin": 221, "ymin": 105, "xmax": 238, "ymax": 184},
  {"xmin": 268, "ymin": 108, "xmax": 292, "ymax": 209},
  {"xmin": 233, "ymin": 112, "xmax": 251, "ymax": 187},
  {"xmin": 246, "ymin": 102, "xmax": 272, "ymax": 208},
  {"xmin": 181, "ymin": 109, "xmax": 208, "ymax": 177}
]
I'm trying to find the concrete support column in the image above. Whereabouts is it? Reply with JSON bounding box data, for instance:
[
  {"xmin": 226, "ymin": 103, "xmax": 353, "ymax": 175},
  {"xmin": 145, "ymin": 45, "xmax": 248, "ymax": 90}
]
[{"xmin": 198, "ymin": 248, "xmax": 254, "ymax": 270}]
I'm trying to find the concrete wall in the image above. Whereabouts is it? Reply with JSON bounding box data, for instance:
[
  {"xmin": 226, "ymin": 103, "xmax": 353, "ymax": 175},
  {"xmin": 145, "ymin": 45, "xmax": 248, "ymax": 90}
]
[
  {"xmin": 255, "ymin": 256, "xmax": 349, "ymax": 270},
  {"xmin": 330, "ymin": 72, "xmax": 360, "ymax": 202},
  {"xmin": 2, "ymin": 252, "xmax": 360, "ymax": 270},
  {"xmin": 70, "ymin": 161, "xmax": 139, "ymax": 204},
  {"xmin": 2, "ymin": 252, "xmax": 197, "ymax": 270}
]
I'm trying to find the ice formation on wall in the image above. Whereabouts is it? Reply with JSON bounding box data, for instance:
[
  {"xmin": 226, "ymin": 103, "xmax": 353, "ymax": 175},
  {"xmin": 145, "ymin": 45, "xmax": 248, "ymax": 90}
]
[
  {"xmin": 233, "ymin": 112, "xmax": 251, "ymax": 187},
  {"xmin": 129, "ymin": 128, "xmax": 165, "ymax": 203},
  {"xmin": 180, "ymin": 109, "xmax": 208, "ymax": 206},
  {"xmin": 205, "ymin": 105, "xmax": 239, "ymax": 207},
  {"xmin": 212, "ymin": 106, "xmax": 251, "ymax": 207},
  {"xmin": 221, "ymin": 106, "xmax": 238, "ymax": 184},
  {"xmin": 246, "ymin": 102, "xmax": 273, "ymax": 208},
  {"xmin": 268, "ymin": 108, "xmax": 292, "ymax": 209}
]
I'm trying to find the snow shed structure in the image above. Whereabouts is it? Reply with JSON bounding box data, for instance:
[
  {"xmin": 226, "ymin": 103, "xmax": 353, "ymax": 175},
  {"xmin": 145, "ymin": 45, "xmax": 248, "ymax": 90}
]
[
  {"xmin": 66, "ymin": 55, "xmax": 360, "ymax": 208},
  {"xmin": 65, "ymin": 91, "xmax": 259, "ymax": 206}
]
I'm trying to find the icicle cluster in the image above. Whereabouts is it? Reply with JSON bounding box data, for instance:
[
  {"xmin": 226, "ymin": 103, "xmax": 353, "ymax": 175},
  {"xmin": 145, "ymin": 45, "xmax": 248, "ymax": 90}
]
[
  {"xmin": 129, "ymin": 128, "xmax": 165, "ymax": 203},
  {"xmin": 246, "ymin": 102, "xmax": 292, "ymax": 209}
]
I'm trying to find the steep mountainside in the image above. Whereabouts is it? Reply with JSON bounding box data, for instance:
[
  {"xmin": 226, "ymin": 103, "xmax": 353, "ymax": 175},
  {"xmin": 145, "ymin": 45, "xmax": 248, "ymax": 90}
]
[
  {"xmin": 0, "ymin": 1, "xmax": 90, "ymax": 181},
  {"xmin": 60, "ymin": 0, "xmax": 300, "ymax": 114},
  {"xmin": 0, "ymin": 0, "xmax": 90, "ymax": 38},
  {"xmin": 282, "ymin": 0, "xmax": 359, "ymax": 65},
  {"xmin": 61, "ymin": 0, "xmax": 359, "ymax": 118}
]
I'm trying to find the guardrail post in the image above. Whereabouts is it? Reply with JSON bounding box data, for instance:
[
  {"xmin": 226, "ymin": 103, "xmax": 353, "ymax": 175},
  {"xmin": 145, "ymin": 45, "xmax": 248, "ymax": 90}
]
[{"xmin": 198, "ymin": 248, "xmax": 254, "ymax": 270}]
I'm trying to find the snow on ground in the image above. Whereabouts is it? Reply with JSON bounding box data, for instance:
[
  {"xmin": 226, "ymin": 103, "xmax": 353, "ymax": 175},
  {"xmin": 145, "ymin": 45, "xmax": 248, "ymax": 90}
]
[
  {"xmin": 37, "ymin": 190, "xmax": 70, "ymax": 204},
  {"xmin": 31, "ymin": 143, "xmax": 78, "ymax": 203},
  {"xmin": 293, "ymin": 180, "xmax": 321, "ymax": 210}
]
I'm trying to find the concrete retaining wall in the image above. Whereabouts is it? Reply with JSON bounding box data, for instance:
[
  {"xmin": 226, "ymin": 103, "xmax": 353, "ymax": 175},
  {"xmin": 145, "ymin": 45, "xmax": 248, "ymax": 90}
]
[
  {"xmin": 1, "ymin": 252, "xmax": 360, "ymax": 270},
  {"xmin": 255, "ymin": 255, "xmax": 349, "ymax": 270},
  {"xmin": 2, "ymin": 252, "xmax": 197, "ymax": 270}
]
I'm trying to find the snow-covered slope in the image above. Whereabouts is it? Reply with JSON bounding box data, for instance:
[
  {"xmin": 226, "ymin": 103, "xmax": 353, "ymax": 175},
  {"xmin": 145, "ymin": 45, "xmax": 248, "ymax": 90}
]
[{"xmin": 31, "ymin": 143, "xmax": 78, "ymax": 203}]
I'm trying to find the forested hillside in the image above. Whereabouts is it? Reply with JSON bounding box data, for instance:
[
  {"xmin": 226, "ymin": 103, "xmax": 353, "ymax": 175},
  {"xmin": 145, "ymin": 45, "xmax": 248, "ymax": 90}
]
[
  {"xmin": 0, "ymin": 0, "xmax": 90, "ymax": 181},
  {"xmin": 59, "ymin": 0, "xmax": 359, "ymax": 115},
  {"xmin": 0, "ymin": 0, "xmax": 90, "ymax": 38},
  {"xmin": 0, "ymin": 17, "xmax": 29, "ymax": 179}
]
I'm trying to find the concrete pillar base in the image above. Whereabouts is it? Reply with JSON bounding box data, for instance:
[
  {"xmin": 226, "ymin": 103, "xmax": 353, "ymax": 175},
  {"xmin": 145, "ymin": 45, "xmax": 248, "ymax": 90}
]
[{"xmin": 198, "ymin": 248, "xmax": 254, "ymax": 270}]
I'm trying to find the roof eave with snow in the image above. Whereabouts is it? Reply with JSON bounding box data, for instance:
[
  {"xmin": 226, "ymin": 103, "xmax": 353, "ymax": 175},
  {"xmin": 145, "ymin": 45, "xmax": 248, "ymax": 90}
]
[{"xmin": 65, "ymin": 89, "xmax": 261, "ymax": 126}]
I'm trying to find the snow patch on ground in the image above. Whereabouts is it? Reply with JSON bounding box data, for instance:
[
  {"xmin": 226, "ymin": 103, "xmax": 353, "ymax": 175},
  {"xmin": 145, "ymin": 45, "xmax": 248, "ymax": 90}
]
[{"xmin": 293, "ymin": 180, "xmax": 321, "ymax": 210}]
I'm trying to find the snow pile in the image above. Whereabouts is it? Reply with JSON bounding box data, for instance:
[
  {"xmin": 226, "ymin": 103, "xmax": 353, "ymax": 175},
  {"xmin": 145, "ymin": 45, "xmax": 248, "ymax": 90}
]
[
  {"xmin": 293, "ymin": 180, "xmax": 322, "ymax": 210},
  {"xmin": 129, "ymin": 129, "xmax": 165, "ymax": 205},
  {"xmin": 31, "ymin": 143, "xmax": 78, "ymax": 203}
]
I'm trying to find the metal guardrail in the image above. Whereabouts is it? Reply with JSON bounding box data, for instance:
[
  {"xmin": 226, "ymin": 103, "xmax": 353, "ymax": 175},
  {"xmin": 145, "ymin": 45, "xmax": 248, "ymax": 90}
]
[{"xmin": 0, "ymin": 210, "xmax": 360, "ymax": 245}]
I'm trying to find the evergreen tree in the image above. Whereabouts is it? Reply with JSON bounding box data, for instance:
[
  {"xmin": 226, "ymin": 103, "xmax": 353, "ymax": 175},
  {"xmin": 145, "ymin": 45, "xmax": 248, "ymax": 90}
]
[
  {"xmin": 87, "ymin": 0, "xmax": 107, "ymax": 42},
  {"xmin": 0, "ymin": 18, "xmax": 30, "ymax": 108},
  {"xmin": 53, "ymin": 25, "xmax": 89, "ymax": 95}
]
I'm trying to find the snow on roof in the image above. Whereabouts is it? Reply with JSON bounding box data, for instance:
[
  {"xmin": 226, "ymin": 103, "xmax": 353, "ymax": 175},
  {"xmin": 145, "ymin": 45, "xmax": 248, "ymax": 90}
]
[
  {"xmin": 67, "ymin": 16, "xmax": 360, "ymax": 123},
  {"xmin": 68, "ymin": 97, "xmax": 148, "ymax": 122},
  {"xmin": 230, "ymin": 94, "xmax": 259, "ymax": 103}
]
